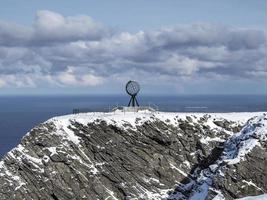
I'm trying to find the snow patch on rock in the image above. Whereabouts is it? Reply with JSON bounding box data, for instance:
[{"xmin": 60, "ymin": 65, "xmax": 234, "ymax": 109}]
[{"xmin": 222, "ymin": 114, "xmax": 267, "ymax": 165}]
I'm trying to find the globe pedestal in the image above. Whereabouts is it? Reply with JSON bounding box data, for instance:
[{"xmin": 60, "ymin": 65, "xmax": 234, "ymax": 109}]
[{"xmin": 128, "ymin": 94, "xmax": 139, "ymax": 107}]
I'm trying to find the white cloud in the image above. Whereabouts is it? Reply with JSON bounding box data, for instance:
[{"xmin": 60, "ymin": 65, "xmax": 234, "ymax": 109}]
[
  {"xmin": 0, "ymin": 10, "xmax": 266, "ymax": 91},
  {"xmin": 33, "ymin": 10, "xmax": 108, "ymax": 43},
  {"xmin": 0, "ymin": 78, "xmax": 6, "ymax": 88},
  {"xmin": 81, "ymin": 74, "xmax": 104, "ymax": 86},
  {"xmin": 0, "ymin": 10, "xmax": 109, "ymax": 47},
  {"xmin": 0, "ymin": 74, "xmax": 36, "ymax": 88},
  {"xmin": 57, "ymin": 67, "xmax": 104, "ymax": 87}
]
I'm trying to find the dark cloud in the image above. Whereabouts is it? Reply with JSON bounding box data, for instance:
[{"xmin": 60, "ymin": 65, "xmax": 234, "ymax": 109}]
[
  {"xmin": 226, "ymin": 29, "xmax": 266, "ymax": 50},
  {"xmin": 0, "ymin": 21, "xmax": 32, "ymax": 46},
  {"xmin": 0, "ymin": 10, "xmax": 266, "ymax": 88}
]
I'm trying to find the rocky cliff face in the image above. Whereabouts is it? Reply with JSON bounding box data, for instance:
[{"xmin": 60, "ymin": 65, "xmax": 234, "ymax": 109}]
[{"xmin": 0, "ymin": 111, "xmax": 266, "ymax": 200}]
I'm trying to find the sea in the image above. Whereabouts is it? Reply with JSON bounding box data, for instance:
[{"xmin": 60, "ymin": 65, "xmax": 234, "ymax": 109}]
[{"xmin": 0, "ymin": 94, "xmax": 267, "ymax": 158}]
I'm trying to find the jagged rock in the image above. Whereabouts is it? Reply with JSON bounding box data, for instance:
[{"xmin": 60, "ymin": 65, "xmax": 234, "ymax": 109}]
[{"xmin": 213, "ymin": 119, "xmax": 243, "ymax": 133}]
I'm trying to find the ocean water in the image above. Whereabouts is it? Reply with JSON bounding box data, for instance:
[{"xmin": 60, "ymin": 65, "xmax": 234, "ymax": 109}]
[{"xmin": 0, "ymin": 95, "xmax": 267, "ymax": 158}]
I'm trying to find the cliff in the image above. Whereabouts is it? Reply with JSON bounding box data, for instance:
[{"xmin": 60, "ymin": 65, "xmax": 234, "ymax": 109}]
[{"xmin": 0, "ymin": 111, "xmax": 266, "ymax": 200}]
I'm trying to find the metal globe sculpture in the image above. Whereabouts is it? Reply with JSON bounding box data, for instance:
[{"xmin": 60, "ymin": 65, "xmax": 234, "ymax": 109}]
[
  {"xmin": 126, "ymin": 80, "xmax": 140, "ymax": 107},
  {"xmin": 126, "ymin": 81, "xmax": 140, "ymax": 95}
]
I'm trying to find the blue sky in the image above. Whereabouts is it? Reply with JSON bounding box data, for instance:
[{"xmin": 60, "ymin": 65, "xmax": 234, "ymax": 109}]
[
  {"xmin": 1, "ymin": 0, "xmax": 267, "ymax": 31},
  {"xmin": 0, "ymin": 0, "xmax": 267, "ymax": 95}
]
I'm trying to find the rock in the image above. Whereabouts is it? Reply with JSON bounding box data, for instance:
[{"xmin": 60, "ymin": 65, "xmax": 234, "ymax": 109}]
[{"xmin": 212, "ymin": 145, "xmax": 267, "ymax": 199}]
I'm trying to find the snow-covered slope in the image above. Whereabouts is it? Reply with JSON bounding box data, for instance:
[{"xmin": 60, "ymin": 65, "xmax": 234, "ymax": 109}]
[{"xmin": 0, "ymin": 110, "xmax": 266, "ymax": 200}]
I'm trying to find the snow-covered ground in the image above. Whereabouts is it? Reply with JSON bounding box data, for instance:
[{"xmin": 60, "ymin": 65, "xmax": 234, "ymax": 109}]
[
  {"xmin": 51, "ymin": 109, "xmax": 265, "ymax": 128},
  {"xmin": 53, "ymin": 110, "xmax": 264, "ymax": 123}
]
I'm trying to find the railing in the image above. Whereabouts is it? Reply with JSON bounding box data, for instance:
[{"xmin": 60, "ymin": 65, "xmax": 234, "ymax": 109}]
[
  {"xmin": 148, "ymin": 103, "xmax": 159, "ymax": 111},
  {"xmin": 73, "ymin": 108, "xmax": 93, "ymax": 114},
  {"xmin": 73, "ymin": 104, "xmax": 159, "ymax": 114},
  {"xmin": 73, "ymin": 108, "xmax": 111, "ymax": 114}
]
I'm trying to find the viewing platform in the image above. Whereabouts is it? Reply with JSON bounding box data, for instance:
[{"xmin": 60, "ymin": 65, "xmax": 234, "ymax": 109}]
[{"xmin": 111, "ymin": 106, "xmax": 157, "ymax": 112}]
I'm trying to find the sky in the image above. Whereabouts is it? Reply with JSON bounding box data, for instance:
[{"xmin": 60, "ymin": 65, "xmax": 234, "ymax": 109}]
[{"xmin": 0, "ymin": 0, "xmax": 267, "ymax": 95}]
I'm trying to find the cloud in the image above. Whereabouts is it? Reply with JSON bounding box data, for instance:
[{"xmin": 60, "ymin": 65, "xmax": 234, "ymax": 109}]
[
  {"xmin": 0, "ymin": 10, "xmax": 109, "ymax": 47},
  {"xmin": 0, "ymin": 78, "xmax": 5, "ymax": 88},
  {"xmin": 0, "ymin": 21, "xmax": 32, "ymax": 46},
  {"xmin": 0, "ymin": 10, "xmax": 266, "ymax": 92},
  {"xmin": 57, "ymin": 66, "xmax": 104, "ymax": 86},
  {"xmin": 0, "ymin": 74, "xmax": 36, "ymax": 88},
  {"xmin": 226, "ymin": 29, "xmax": 266, "ymax": 50},
  {"xmin": 32, "ymin": 10, "xmax": 109, "ymax": 45}
]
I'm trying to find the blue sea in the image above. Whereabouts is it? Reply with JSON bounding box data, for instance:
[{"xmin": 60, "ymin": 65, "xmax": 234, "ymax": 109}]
[{"xmin": 1, "ymin": 95, "xmax": 267, "ymax": 158}]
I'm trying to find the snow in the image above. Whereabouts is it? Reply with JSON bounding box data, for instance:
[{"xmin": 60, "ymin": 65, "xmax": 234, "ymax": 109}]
[
  {"xmin": 0, "ymin": 161, "xmax": 4, "ymax": 169},
  {"xmin": 143, "ymin": 177, "xmax": 160, "ymax": 184},
  {"xmin": 22, "ymin": 154, "xmax": 42, "ymax": 165},
  {"xmin": 103, "ymin": 186, "xmax": 119, "ymax": 200},
  {"xmin": 200, "ymin": 136, "xmax": 225, "ymax": 144},
  {"xmin": 52, "ymin": 118, "xmax": 81, "ymax": 145},
  {"xmin": 183, "ymin": 160, "xmax": 191, "ymax": 168},
  {"xmin": 134, "ymin": 184, "xmax": 171, "ymax": 200},
  {"xmin": 236, "ymin": 194, "xmax": 267, "ymax": 200},
  {"xmin": 241, "ymin": 180, "xmax": 264, "ymax": 192},
  {"xmin": 14, "ymin": 182, "xmax": 26, "ymax": 190},
  {"xmin": 50, "ymin": 110, "xmax": 264, "ymax": 130},
  {"xmin": 47, "ymin": 147, "xmax": 57, "ymax": 156},
  {"xmin": 170, "ymin": 163, "xmax": 188, "ymax": 177},
  {"xmin": 89, "ymin": 166, "xmax": 98, "ymax": 175}
]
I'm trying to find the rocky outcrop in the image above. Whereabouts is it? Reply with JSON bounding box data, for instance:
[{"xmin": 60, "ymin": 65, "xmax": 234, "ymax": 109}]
[
  {"xmin": 211, "ymin": 115, "xmax": 267, "ymax": 199},
  {"xmin": 0, "ymin": 111, "xmax": 266, "ymax": 200},
  {"xmin": 213, "ymin": 145, "xmax": 266, "ymax": 199}
]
